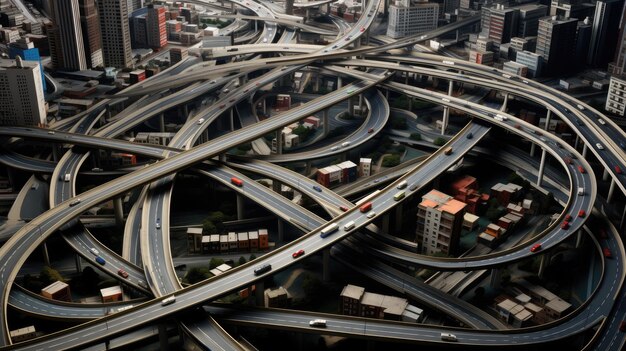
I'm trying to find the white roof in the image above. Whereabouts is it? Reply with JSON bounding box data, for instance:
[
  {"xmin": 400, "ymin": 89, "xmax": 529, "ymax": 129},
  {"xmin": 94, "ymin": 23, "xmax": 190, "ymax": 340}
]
[{"xmin": 187, "ymin": 227, "xmax": 203, "ymax": 234}]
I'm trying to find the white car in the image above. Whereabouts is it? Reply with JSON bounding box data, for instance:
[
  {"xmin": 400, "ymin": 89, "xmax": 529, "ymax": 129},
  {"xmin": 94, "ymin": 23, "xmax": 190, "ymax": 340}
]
[
  {"xmin": 596, "ymin": 143, "xmax": 604, "ymax": 150},
  {"xmin": 309, "ymin": 319, "xmax": 326, "ymax": 327},
  {"xmin": 90, "ymin": 248, "xmax": 99, "ymax": 256},
  {"xmin": 366, "ymin": 212, "xmax": 376, "ymax": 219},
  {"xmin": 598, "ymin": 119, "xmax": 606, "ymax": 125}
]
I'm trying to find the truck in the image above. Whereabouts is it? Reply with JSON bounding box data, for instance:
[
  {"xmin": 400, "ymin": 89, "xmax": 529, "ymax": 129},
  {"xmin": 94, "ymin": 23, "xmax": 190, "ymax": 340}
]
[
  {"xmin": 343, "ymin": 221, "xmax": 355, "ymax": 231},
  {"xmin": 320, "ymin": 223, "xmax": 339, "ymax": 238}
]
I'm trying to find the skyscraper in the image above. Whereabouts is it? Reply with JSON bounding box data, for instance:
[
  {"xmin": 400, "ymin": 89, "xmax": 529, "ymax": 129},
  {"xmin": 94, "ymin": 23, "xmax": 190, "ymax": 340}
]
[
  {"xmin": 415, "ymin": 190, "xmax": 466, "ymax": 256},
  {"xmin": 488, "ymin": 5, "xmax": 519, "ymax": 45},
  {"xmin": 517, "ymin": 4, "xmax": 548, "ymax": 37},
  {"xmin": 0, "ymin": 57, "xmax": 47, "ymax": 126},
  {"xmin": 536, "ymin": 15, "xmax": 578, "ymax": 74},
  {"xmin": 98, "ymin": 0, "xmax": 133, "ymax": 68},
  {"xmin": 8, "ymin": 37, "xmax": 46, "ymax": 92},
  {"xmin": 387, "ymin": 0, "xmax": 439, "ymax": 39},
  {"xmin": 147, "ymin": 4, "xmax": 167, "ymax": 49},
  {"xmin": 127, "ymin": 0, "xmax": 144, "ymax": 14},
  {"xmin": 50, "ymin": 0, "xmax": 87, "ymax": 71},
  {"xmin": 608, "ymin": 4, "xmax": 626, "ymax": 76},
  {"xmin": 588, "ymin": 0, "xmax": 625, "ymax": 68},
  {"xmin": 79, "ymin": 0, "xmax": 104, "ymax": 68}
]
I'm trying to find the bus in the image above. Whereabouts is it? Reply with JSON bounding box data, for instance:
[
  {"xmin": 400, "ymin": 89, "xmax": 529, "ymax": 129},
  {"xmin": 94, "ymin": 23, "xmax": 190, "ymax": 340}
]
[
  {"xmin": 394, "ymin": 191, "xmax": 406, "ymax": 201},
  {"xmin": 359, "ymin": 202, "xmax": 372, "ymax": 213},
  {"xmin": 320, "ymin": 223, "xmax": 339, "ymax": 238},
  {"xmin": 343, "ymin": 221, "xmax": 355, "ymax": 231},
  {"xmin": 231, "ymin": 177, "xmax": 243, "ymax": 187}
]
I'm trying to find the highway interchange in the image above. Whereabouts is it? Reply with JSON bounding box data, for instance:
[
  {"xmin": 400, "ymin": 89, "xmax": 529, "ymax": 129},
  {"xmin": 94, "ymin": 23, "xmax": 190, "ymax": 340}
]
[{"xmin": 1, "ymin": 0, "xmax": 626, "ymax": 350}]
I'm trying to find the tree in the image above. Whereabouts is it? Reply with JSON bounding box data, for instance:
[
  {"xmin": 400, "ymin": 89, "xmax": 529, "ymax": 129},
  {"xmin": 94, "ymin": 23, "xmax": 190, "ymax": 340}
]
[
  {"xmin": 40, "ymin": 266, "xmax": 64, "ymax": 285},
  {"xmin": 209, "ymin": 258, "xmax": 225, "ymax": 270},
  {"xmin": 410, "ymin": 133, "xmax": 421, "ymax": 141},
  {"xmin": 249, "ymin": 254, "xmax": 257, "ymax": 261},
  {"xmin": 433, "ymin": 137, "xmax": 447, "ymax": 146},
  {"xmin": 202, "ymin": 220, "xmax": 216, "ymax": 234},
  {"xmin": 238, "ymin": 256, "xmax": 247, "ymax": 266},
  {"xmin": 184, "ymin": 267, "xmax": 211, "ymax": 284}
]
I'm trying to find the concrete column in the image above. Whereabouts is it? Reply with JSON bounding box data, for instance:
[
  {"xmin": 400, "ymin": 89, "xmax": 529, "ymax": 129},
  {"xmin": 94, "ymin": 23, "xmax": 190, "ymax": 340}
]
[
  {"xmin": 544, "ymin": 110, "xmax": 551, "ymax": 130},
  {"xmin": 272, "ymin": 180, "xmax": 280, "ymax": 193},
  {"xmin": 382, "ymin": 214, "xmax": 390, "ymax": 234},
  {"xmin": 537, "ymin": 149, "xmax": 547, "ymax": 188},
  {"xmin": 530, "ymin": 143, "xmax": 536, "ymax": 157},
  {"xmin": 337, "ymin": 76, "xmax": 342, "ymax": 89},
  {"xmin": 408, "ymin": 97, "xmax": 413, "ymax": 111},
  {"xmin": 106, "ymin": 105, "xmax": 112, "ymax": 120},
  {"xmin": 314, "ymin": 75, "xmax": 320, "ymax": 92},
  {"xmin": 262, "ymin": 99, "xmax": 267, "ymax": 115},
  {"xmin": 323, "ymin": 248, "xmax": 330, "ymax": 282},
  {"xmin": 230, "ymin": 110, "xmax": 235, "ymax": 131},
  {"xmin": 305, "ymin": 8, "xmax": 309, "ymax": 21},
  {"xmin": 607, "ymin": 179, "xmax": 616, "ymax": 203},
  {"xmin": 603, "ymin": 168, "xmax": 609, "ymax": 181},
  {"xmin": 236, "ymin": 194, "xmax": 245, "ymax": 220},
  {"xmin": 305, "ymin": 161, "xmax": 311, "ymax": 175},
  {"xmin": 255, "ymin": 281, "xmax": 264, "ymax": 306},
  {"xmin": 395, "ymin": 203, "xmax": 403, "ymax": 232},
  {"xmin": 275, "ymin": 130, "xmax": 283, "ymax": 154},
  {"xmin": 574, "ymin": 135, "xmax": 579, "ymax": 149},
  {"xmin": 538, "ymin": 251, "xmax": 551, "ymax": 279},
  {"xmin": 42, "ymin": 243, "xmax": 50, "ymax": 268},
  {"xmin": 441, "ymin": 80, "xmax": 454, "ymax": 135},
  {"xmin": 385, "ymin": 88, "xmax": 390, "ymax": 99},
  {"xmin": 114, "ymin": 197, "xmax": 124, "ymax": 228},
  {"xmin": 500, "ymin": 93, "xmax": 508, "ymax": 112},
  {"xmin": 158, "ymin": 113, "xmax": 165, "ymax": 133},
  {"xmin": 489, "ymin": 268, "xmax": 502, "ymax": 289},
  {"xmin": 323, "ymin": 109, "xmax": 329, "ymax": 136},
  {"xmin": 620, "ymin": 205, "xmax": 626, "ymax": 232},
  {"xmin": 348, "ymin": 97, "xmax": 354, "ymax": 116},
  {"xmin": 183, "ymin": 105, "xmax": 189, "ymax": 118},
  {"xmin": 358, "ymin": 94, "xmax": 364, "ymax": 116},
  {"xmin": 52, "ymin": 145, "xmax": 59, "ymax": 162},
  {"xmin": 158, "ymin": 323, "xmax": 169, "ymax": 350},
  {"xmin": 277, "ymin": 218, "xmax": 284, "ymax": 243},
  {"xmin": 575, "ymin": 230, "xmax": 584, "ymax": 248},
  {"xmin": 75, "ymin": 254, "xmax": 82, "ymax": 273},
  {"xmin": 582, "ymin": 144, "xmax": 588, "ymax": 158}
]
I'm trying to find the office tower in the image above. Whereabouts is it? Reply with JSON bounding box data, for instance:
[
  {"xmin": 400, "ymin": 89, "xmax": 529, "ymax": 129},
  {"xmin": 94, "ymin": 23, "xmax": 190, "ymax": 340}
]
[
  {"xmin": 517, "ymin": 4, "xmax": 547, "ymax": 37},
  {"xmin": 608, "ymin": 5, "xmax": 626, "ymax": 75},
  {"xmin": 50, "ymin": 0, "xmax": 87, "ymax": 71},
  {"xmin": 131, "ymin": 13, "xmax": 148, "ymax": 47},
  {"xmin": 415, "ymin": 190, "xmax": 466, "ymax": 256},
  {"xmin": 535, "ymin": 15, "xmax": 577, "ymax": 74},
  {"xmin": 127, "ymin": 0, "xmax": 144, "ymax": 13},
  {"xmin": 486, "ymin": 4, "xmax": 519, "ymax": 45},
  {"xmin": 0, "ymin": 57, "xmax": 46, "ymax": 126},
  {"xmin": 606, "ymin": 76, "xmax": 626, "ymax": 116},
  {"xmin": 8, "ymin": 37, "xmax": 46, "ymax": 92},
  {"xmin": 443, "ymin": 0, "xmax": 460, "ymax": 15},
  {"xmin": 98, "ymin": 0, "xmax": 133, "ymax": 68},
  {"xmin": 387, "ymin": 0, "xmax": 439, "ymax": 39},
  {"xmin": 574, "ymin": 17, "xmax": 592, "ymax": 69},
  {"xmin": 588, "ymin": 0, "xmax": 625, "ymax": 68},
  {"xmin": 78, "ymin": 0, "xmax": 103, "ymax": 68},
  {"xmin": 147, "ymin": 4, "xmax": 167, "ymax": 49},
  {"xmin": 516, "ymin": 50, "xmax": 543, "ymax": 77}
]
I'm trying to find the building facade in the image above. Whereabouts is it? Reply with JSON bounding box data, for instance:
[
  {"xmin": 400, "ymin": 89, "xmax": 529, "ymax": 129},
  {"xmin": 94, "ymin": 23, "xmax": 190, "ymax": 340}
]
[
  {"xmin": 8, "ymin": 37, "xmax": 46, "ymax": 92},
  {"xmin": 387, "ymin": 0, "xmax": 439, "ymax": 39},
  {"xmin": 606, "ymin": 75, "xmax": 626, "ymax": 116},
  {"xmin": 415, "ymin": 190, "xmax": 466, "ymax": 255},
  {"xmin": 588, "ymin": 0, "xmax": 625, "ymax": 68},
  {"xmin": 79, "ymin": 0, "xmax": 104, "ymax": 68},
  {"xmin": 147, "ymin": 4, "xmax": 167, "ymax": 49},
  {"xmin": 535, "ymin": 16, "xmax": 577, "ymax": 74},
  {"xmin": 0, "ymin": 58, "xmax": 46, "ymax": 126},
  {"xmin": 98, "ymin": 0, "xmax": 133, "ymax": 68},
  {"xmin": 50, "ymin": 0, "xmax": 87, "ymax": 71}
]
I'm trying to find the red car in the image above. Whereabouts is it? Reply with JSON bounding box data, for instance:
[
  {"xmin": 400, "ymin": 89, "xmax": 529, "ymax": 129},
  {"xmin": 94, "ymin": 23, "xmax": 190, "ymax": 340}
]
[
  {"xmin": 360, "ymin": 27, "xmax": 365, "ymax": 32},
  {"xmin": 292, "ymin": 249, "xmax": 305, "ymax": 258},
  {"xmin": 530, "ymin": 243, "xmax": 542, "ymax": 252},
  {"xmin": 620, "ymin": 320, "xmax": 626, "ymax": 332},
  {"xmin": 578, "ymin": 165, "xmax": 586, "ymax": 174},
  {"xmin": 564, "ymin": 214, "xmax": 573, "ymax": 222},
  {"xmin": 339, "ymin": 206, "xmax": 349, "ymax": 212},
  {"xmin": 118, "ymin": 269, "xmax": 129, "ymax": 278},
  {"xmin": 368, "ymin": 128, "xmax": 374, "ymax": 133},
  {"xmin": 219, "ymin": 104, "xmax": 226, "ymax": 109},
  {"xmin": 561, "ymin": 221, "xmax": 570, "ymax": 230},
  {"xmin": 578, "ymin": 210, "xmax": 586, "ymax": 218},
  {"xmin": 603, "ymin": 247, "xmax": 612, "ymax": 258},
  {"xmin": 564, "ymin": 157, "xmax": 573, "ymax": 164},
  {"xmin": 616, "ymin": 166, "xmax": 623, "ymax": 174}
]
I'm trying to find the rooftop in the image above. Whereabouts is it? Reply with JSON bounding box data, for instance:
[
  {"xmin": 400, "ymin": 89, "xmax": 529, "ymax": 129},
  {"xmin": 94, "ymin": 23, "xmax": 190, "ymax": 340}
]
[{"xmin": 340, "ymin": 284, "xmax": 365, "ymax": 300}]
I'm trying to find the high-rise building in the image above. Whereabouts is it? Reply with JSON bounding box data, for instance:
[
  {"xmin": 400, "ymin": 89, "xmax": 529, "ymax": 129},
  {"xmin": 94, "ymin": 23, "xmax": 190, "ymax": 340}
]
[
  {"xmin": 147, "ymin": 4, "xmax": 167, "ymax": 49},
  {"xmin": 0, "ymin": 57, "xmax": 47, "ymax": 126},
  {"xmin": 605, "ymin": 75, "xmax": 626, "ymax": 116},
  {"xmin": 535, "ymin": 15, "xmax": 577, "ymax": 74},
  {"xmin": 487, "ymin": 5, "xmax": 519, "ymax": 45},
  {"xmin": 8, "ymin": 37, "xmax": 46, "ymax": 92},
  {"xmin": 516, "ymin": 50, "xmax": 543, "ymax": 77},
  {"xmin": 131, "ymin": 13, "xmax": 148, "ymax": 47},
  {"xmin": 443, "ymin": 0, "xmax": 460, "ymax": 15},
  {"xmin": 574, "ymin": 17, "xmax": 592, "ymax": 69},
  {"xmin": 517, "ymin": 4, "xmax": 548, "ymax": 37},
  {"xmin": 608, "ymin": 7, "xmax": 626, "ymax": 76},
  {"xmin": 78, "ymin": 0, "xmax": 103, "ymax": 68},
  {"xmin": 387, "ymin": 0, "xmax": 439, "ymax": 39},
  {"xmin": 50, "ymin": 0, "xmax": 87, "ymax": 71},
  {"xmin": 588, "ymin": 0, "xmax": 625, "ymax": 68},
  {"xmin": 415, "ymin": 190, "xmax": 466, "ymax": 256},
  {"xmin": 127, "ymin": 0, "xmax": 144, "ymax": 14},
  {"xmin": 98, "ymin": 0, "xmax": 133, "ymax": 68}
]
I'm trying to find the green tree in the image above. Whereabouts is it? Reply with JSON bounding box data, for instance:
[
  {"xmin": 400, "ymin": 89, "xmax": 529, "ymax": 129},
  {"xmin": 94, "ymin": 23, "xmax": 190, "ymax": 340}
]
[
  {"xmin": 433, "ymin": 137, "xmax": 447, "ymax": 146},
  {"xmin": 40, "ymin": 266, "xmax": 64, "ymax": 285},
  {"xmin": 202, "ymin": 221, "xmax": 216, "ymax": 234},
  {"xmin": 209, "ymin": 258, "xmax": 225, "ymax": 270},
  {"xmin": 184, "ymin": 267, "xmax": 211, "ymax": 284},
  {"xmin": 249, "ymin": 254, "xmax": 257, "ymax": 261},
  {"xmin": 238, "ymin": 256, "xmax": 247, "ymax": 266},
  {"xmin": 410, "ymin": 133, "xmax": 421, "ymax": 141},
  {"xmin": 382, "ymin": 154, "xmax": 401, "ymax": 167}
]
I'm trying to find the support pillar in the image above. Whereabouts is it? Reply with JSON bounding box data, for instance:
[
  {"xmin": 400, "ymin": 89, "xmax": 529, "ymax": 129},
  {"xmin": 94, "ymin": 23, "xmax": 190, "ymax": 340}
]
[
  {"xmin": 348, "ymin": 96, "xmax": 354, "ymax": 115},
  {"xmin": 500, "ymin": 93, "xmax": 508, "ymax": 111},
  {"xmin": 544, "ymin": 110, "xmax": 551, "ymax": 130},
  {"xmin": 575, "ymin": 230, "xmax": 584, "ymax": 248},
  {"xmin": 603, "ymin": 168, "xmax": 609, "ymax": 181},
  {"xmin": 42, "ymin": 243, "xmax": 50, "ymax": 267},
  {"xmin": 158, "ymin": 324, "xmax": 169, "ymax": 351},
  {"xmin": 255, "ymin": 281, "xmax": 264, "ymax": 306},
  {"xmin": 305, "ymin": 161, "xmax": 311, "ymax": 175},
  {"xmin": 323, "ymin": 248, "xmax": 330, "ymax": 282},
  {"xmin": 530, "ymin": 143, "xmax": 536, "ymax": 157},
  {"xmin": 314, "ymin": 75, "xmax": 320, "ymax": 92},
  {"xmin": 395, "ymin": 203, "xmax": 403, "ymax": 232},
  {"xmin": 158, "ymin": 113, "xmax": 165, "ymax": 133},
  {"xmin": 277, "ymin": 218, "xmax": 284, "ymax": 243},
  {"xmin": 382, "ymin": 214, "xmax": 390, "ymax": 234},
  {"xmin": 620, "ymin": 205, "xmax": 626, "ymax": 232},
  {"xmin": 52, "ymin": 145, "xmax": 59, "ymax": 162},
  {"xmin": 262, "ymin": 99, "xmax": 267, "ymax": 115},
  {"xmin": 441, "ymin": 80, "xmax": 453, "ymax": 135},
  {"xmin": 275, "ymin": 130, "xmax": 283, "ymax": 154},
  {"xmin": 358, "ymin": 94, "xmax": 364, "ymax": 116},
  {"xmin": 337, "ymin": 76, "xmax": 342, "ymax": 89},
  {"xmin": 236, "ymin": 194, "xmax": 245, "ymax": 220},
  {"xmin": 607, "ymin": 179, "xmax": 616, "ymax": 204},
  {"xmin": 582, "ymin": 144, "xmax": 588, "ymax": 158},
  {"xmin": 114, "ymin": 197, "xmax": 124, "ymax": 228},
  {"xmin": 323, "ymin": 109, "xmax": 329, "ymax": 136},
  {"xmin": 537, "ymin": 149, "xmax": 547, "ymax": 188},
  {"xmin": 272, "ymin": 180, "xmax": 280, "ymax": 193},
  {"xmin": 75, "ymin": 253, "xmax": 82, "ymax": 273},
  {"xmin": 574, "ymin": 135, "xmax": 579, "ymax": 149},
  {"xmin": 489, "ymin": 268, "xmax": 502, "ymax": 289},
  {"xmin": 538, "ymin": 251, "xmax": 551, "ymax": 279},
  {"xmin": 230, "ymin": 109, "xmax": 235, "ymax": 131}
]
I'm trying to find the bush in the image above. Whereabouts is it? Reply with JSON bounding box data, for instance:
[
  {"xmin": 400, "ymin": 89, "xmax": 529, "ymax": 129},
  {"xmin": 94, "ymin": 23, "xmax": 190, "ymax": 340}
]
[
  {"xmin": 40, "ymin": 266, "xmax": 64, "ymax": 285},
  {"xmin": 410, "ymin": 133, "xmax": 421, "ymax": 141},
  {"xmin": 382, "ymin": 154, "xmax": 401, "ymax": 167},
  {"xmin": 238, "ymin": 256, "xmax": 247, "ymax": 266},
  {"xmin": 209, "ymin": 258, "xmax": 225, "ymax": 270},
  {"xmin": 433, "ymin": 137, "xmax": 447, "ymax": 146},
  {"xmin": 184, "ymin": 267, "xmax": 211, "ymax": 284}
]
